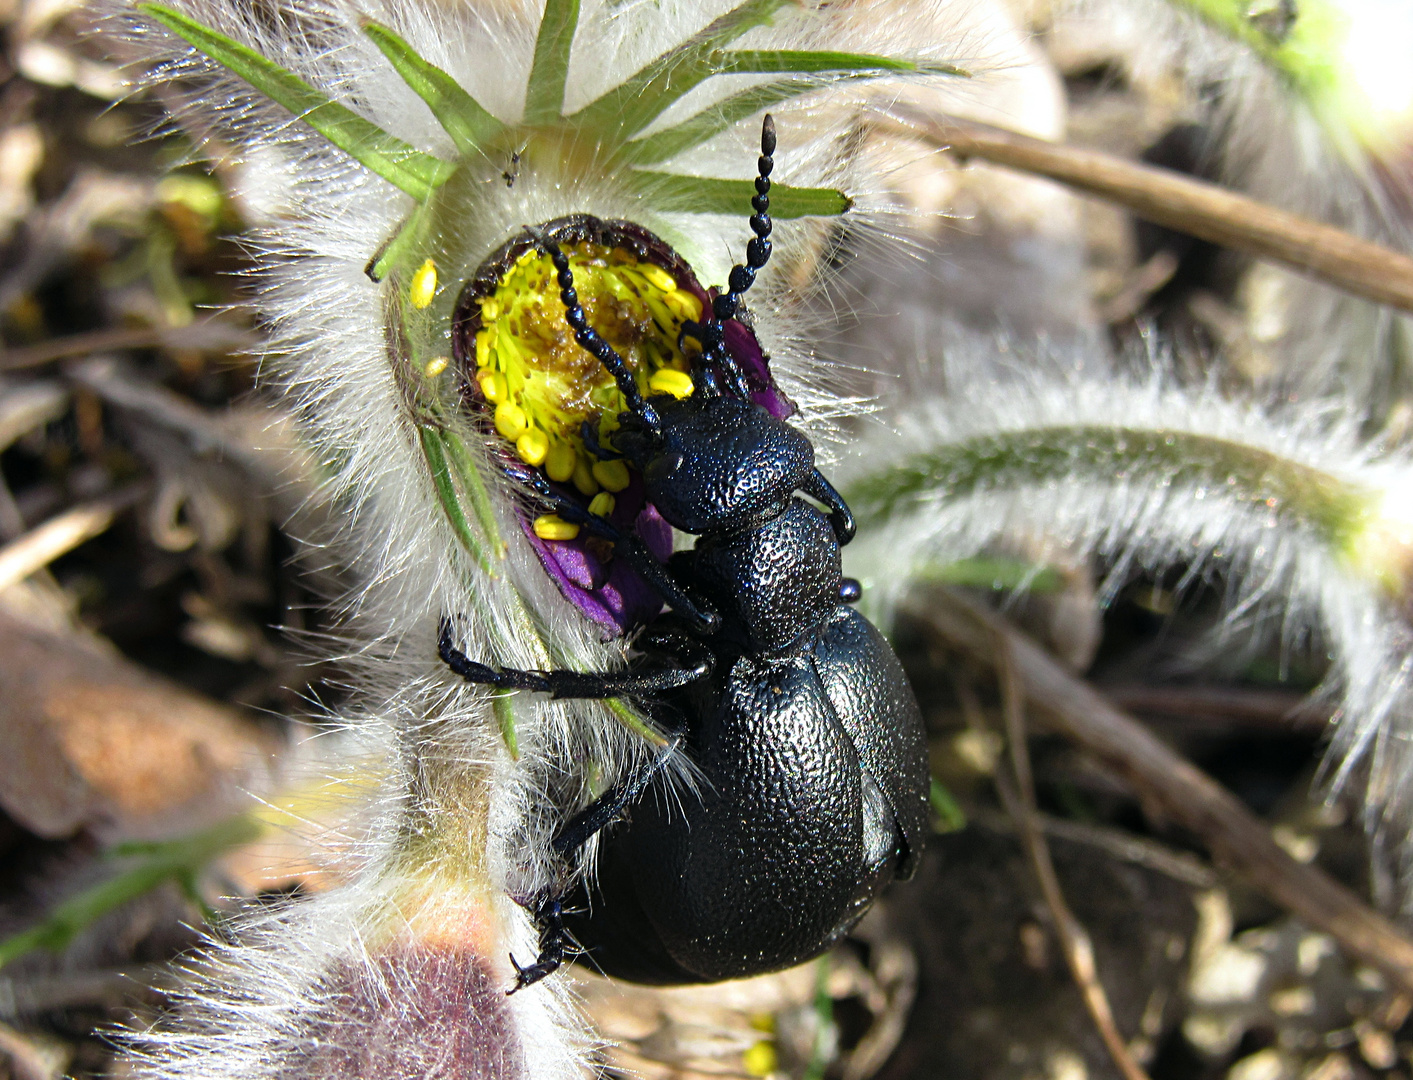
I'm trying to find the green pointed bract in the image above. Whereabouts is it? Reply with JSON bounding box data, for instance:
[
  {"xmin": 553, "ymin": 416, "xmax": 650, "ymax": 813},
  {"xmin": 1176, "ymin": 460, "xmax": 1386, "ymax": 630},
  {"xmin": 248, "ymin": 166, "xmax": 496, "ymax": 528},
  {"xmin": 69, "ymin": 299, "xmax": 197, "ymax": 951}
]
[
  {"xmin": 523, "ymin": 0, "xmax": 581, "ymax": 125},
  {"xmin": 568, "ymin": 0, "xmax": 791, "ymax": 139},
  {"xmin": 634, "ymin": 172, "xmax": 851, "ymax": 217},
  {"xmin": 624, "ymin": 58, "xmax": 968, "ymax": 166},
  {"xmin": 363, "ymin": 20, "xmax": 505, "ymax": 156},
  {"xmin": 139, "ymin": 3, "xmax": 454, "ymax": 201}
]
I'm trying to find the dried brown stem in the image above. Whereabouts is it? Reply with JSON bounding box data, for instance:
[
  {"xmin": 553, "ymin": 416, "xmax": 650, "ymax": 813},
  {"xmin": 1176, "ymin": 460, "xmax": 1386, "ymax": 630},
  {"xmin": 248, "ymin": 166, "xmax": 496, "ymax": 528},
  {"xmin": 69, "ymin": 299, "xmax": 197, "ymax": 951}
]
[
  {"xmin": 873, "ymin": 112, "xmax": 1413, "ymax": 316},
  {"xmin": 0, "ymin": 317, "xmax": 253, "ymax": 373},
  {"xmin": 0, "ymin": 488, "xmax": 145, "ymax": 592},
  {"xmin": 993, "ymin": 639, "xmax": 1155, "ymax": 1080},
  {"xmin": 904, "ymin": 587, "xmax": 1413, "ymax": 997}
]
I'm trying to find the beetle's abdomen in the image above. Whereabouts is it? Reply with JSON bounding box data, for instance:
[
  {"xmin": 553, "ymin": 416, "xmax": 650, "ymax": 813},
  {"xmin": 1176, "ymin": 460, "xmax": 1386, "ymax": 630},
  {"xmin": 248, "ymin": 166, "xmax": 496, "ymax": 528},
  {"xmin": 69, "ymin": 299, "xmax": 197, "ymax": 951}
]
[{"xmin": 566, "ymin": 656, "xmax": 886, "ymax": 984}]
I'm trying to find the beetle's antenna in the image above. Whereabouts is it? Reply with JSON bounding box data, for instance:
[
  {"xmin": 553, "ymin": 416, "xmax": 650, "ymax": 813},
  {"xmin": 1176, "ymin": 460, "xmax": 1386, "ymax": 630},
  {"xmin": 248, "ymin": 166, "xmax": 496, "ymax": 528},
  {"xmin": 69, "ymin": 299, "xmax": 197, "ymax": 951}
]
[
  {"xmin": 714, "ymin": 113, "xmax": 774, "ymax": 323},
  {"xmin": 680, "ymin": 115, "xmax": 775, "ymax": 401},
  {"xmin": 529, "ymin": 227, "xmax": 663, "ymax": 435}
]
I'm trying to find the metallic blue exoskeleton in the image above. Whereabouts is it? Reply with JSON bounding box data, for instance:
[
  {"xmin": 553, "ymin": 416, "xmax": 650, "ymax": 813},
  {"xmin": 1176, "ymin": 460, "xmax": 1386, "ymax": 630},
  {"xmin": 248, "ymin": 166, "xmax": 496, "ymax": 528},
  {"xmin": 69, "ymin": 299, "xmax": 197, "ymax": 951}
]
[{"xmin": 439, "ymin": 116, "xmax": 929, "ymax": 989}]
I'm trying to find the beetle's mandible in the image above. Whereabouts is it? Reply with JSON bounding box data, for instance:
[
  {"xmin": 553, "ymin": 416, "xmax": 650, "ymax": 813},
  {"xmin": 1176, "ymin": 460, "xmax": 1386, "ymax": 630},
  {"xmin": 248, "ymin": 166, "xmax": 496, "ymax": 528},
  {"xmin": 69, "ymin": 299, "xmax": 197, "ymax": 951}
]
[{"xmin": 440, "ymin": 115, "xmax": 930, "ymax": 990}]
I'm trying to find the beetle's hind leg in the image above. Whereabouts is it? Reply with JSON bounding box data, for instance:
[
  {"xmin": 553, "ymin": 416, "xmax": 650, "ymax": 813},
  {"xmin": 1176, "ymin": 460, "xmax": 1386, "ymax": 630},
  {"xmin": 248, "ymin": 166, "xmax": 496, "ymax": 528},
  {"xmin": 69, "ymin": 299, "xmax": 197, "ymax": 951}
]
[{"xmin": 507, "ymin": 736, "xmax": 683, "ymax": 991}]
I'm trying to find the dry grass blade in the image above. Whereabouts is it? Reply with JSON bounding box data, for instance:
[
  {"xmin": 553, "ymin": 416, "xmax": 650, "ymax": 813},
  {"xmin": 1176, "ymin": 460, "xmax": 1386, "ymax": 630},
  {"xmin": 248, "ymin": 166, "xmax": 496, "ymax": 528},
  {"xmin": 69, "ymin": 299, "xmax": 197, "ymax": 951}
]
[
  {"xmin": 906, "ymin": 587, "xmax": 1413, "ymax": 997},
  {"xmin": 872, "ymin": 111, "xmax": 1413, "ymax": 316},
  {"xmin": 992, "ymin": 638, "xmax": 1155, "ymax": 1080},
  {"xmin": 0, "ymin": 318, "xmax": 254, "ymax": 373},
  {"xmin": 0, "ymin": 488, "xmax": 144, "ymax": 592}
]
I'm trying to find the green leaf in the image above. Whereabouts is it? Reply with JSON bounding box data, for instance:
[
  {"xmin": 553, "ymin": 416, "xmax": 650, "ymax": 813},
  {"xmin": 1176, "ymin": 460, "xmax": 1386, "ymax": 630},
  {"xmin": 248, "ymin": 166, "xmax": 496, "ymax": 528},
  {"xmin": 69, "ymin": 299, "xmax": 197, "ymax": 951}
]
[
  {"xmin": 419, "ymin": 424, "xmax": 492, "ymax": 573},
  {"xmin": 930, "ymin": 777, "xmax": 967, "ymax": 832},
  {"xmin": 0, "ymin": 815, "xmax": 261, "ymax": 968},
  {"xmin": 523, "ymin": 0, "xmax": 581, "ymax": 124},
  {"xmin": 634, "ymin": 172, "xmax": 850, "ymax": 217},
  {"xmin": 362, "ymin": 20, "xmax": 505, "ymax": 156},
  {"xmin": 569, "ymin": 0, "xmax": 790, "ymax": 139},
  {"xmin": 712, "ymin": 48, "xmax": 963, "ymax": 78},
  {"xmin": 139, "ymin": 4, "xmax": 454, "ymax": 201}
]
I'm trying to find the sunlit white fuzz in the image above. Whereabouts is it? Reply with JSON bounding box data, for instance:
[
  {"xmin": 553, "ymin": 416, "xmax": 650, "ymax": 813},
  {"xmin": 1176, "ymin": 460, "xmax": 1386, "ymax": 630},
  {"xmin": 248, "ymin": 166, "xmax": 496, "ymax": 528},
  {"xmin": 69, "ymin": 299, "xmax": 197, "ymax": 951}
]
[
  {"xmin": 99, "ymin": 0, "xmax": 984, "ymax": 1076},
  {"xmin": 842, "ymin": 351, "xmax": 1413, "ymax": 895},
  {"xmin": 1055, "ymin": 0, "xmax": 1413, "ymax": 412}
]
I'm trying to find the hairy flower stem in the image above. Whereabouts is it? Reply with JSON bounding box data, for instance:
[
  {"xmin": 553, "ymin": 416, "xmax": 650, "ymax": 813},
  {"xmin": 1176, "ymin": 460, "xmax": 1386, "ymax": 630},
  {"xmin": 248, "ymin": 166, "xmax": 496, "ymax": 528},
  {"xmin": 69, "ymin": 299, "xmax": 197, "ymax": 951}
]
[{"xmin": 850, "ymin": 424, "xmax": 1384, "ymax": 575}]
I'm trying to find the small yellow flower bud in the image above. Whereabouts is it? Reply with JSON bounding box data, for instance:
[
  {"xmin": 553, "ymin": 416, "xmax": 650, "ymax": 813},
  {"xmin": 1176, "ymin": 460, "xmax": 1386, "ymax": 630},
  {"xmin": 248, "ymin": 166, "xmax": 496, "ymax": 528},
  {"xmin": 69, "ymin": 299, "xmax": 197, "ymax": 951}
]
[
  {"xmin": 409, "ymin": 259, "xmax": 438, "ymax": 310},
  {"xmin": 532, "ymin": 514, "xmax": 579, "ymax": 541},
  {"xmin": 592, "ymin": 459, "xmax": 630, "ymax": 492},
  {"xmin": 588, "ymin": 492, "xmax": 616, "ymax": 517}
]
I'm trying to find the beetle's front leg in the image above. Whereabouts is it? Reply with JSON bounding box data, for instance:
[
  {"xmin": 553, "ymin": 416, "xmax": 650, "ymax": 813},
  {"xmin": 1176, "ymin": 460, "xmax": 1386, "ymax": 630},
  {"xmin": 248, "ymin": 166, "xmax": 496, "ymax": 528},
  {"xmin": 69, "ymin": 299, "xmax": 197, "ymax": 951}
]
[{"xmin": 802, "ymin": 468, "xmax": 856, "ymax": 544}]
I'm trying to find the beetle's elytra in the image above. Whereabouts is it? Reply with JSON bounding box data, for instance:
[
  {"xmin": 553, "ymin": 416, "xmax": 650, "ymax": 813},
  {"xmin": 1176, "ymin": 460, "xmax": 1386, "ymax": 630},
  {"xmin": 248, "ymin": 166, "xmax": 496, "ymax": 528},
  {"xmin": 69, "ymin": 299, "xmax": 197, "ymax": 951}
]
[{"xmin": 440, "ymin": 116, "xmax": 930, "ymax": 990}]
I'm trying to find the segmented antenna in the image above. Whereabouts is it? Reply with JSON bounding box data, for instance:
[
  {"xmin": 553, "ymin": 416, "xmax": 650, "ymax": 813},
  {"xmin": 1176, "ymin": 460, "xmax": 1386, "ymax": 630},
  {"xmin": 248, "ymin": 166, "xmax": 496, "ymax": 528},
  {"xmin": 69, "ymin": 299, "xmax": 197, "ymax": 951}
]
[
  {"xmin": 528, "ymin": 227, "xmax": 662, "ymax": 434},
  {"xmin": 681, "ymin": 114, "xmax": 775, "ymax": 400}
]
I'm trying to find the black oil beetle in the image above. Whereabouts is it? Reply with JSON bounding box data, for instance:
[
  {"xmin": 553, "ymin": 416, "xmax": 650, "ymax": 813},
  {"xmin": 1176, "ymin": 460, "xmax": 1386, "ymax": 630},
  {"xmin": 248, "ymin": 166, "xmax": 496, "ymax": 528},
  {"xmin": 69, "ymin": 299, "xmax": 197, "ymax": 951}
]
[{"xmin": 439, "ymin": 116, "xmax": 929, "ymax": 989}]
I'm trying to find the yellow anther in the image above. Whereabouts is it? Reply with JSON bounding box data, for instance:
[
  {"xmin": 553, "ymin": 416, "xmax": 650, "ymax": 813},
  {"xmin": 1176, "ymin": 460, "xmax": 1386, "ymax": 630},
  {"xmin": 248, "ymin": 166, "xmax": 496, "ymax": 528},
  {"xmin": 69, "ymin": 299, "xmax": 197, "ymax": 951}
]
[
  {"xmin": 748, "ymin": 1013, "xmax": 776, "ymax": 1035},
  {"xmin": 516, "ymin": 427, "xmax": 549, "ymax": 466},
  {"xmin": 572, "ymin": 457, "xmax": 600, "ymax": 497},
  {"xmin": 475, "ymin": 329, "xmax": 492, "ymax": 368},
  {"xmin": 649, "ymin": 369, "xmax": 694, "ymax": 399},
  {"xmin": 592, "ymin": 459, "xmax": 630, "ymax": 492},
  {"xmin": 545, "ymin": 441, "xmax": 577, "ymax": 483},
  {"xmin": 663, "ymin": 287, "xmax": 703, "ymax": 322},
  {"xmin": 532, "ymin": 514, "xmax": 580, "ymax": 541},
  {"xmin": 494, "ymin": 400, "xmax": 528, "ymax": 440},
  {"xmin": 480, "ymin": 297, "xmax": 499, "ymax": 321},
  {"xmin": 423, "ymin": 356, "xmax": 449, "ymax": 378},
  {"xmin": 640, "ymin": 263, "xmax": 677, "ymax": 293},
  {"xmin": 409, "ymin": 259, "xmax": 438, "ymax": 310},
  {"xmin": 588, "ymin": 492, "xmax": 616, "ymax": 517},
  {"xmin": 477, "ymin": 370, "xmax": 506, "ymax": 403},
  {"xmin": 742, "ymin": 1041, "xmax": 777, "ymax": 1078}
]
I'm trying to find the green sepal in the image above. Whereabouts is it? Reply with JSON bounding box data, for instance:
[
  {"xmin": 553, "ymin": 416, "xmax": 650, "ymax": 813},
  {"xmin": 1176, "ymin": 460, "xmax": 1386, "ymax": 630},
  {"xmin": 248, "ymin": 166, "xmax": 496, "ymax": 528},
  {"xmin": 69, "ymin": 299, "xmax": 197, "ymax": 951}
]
[
  {"xmin": 419, "ymin": 424, "xmax": 493, "ymax": 574},
  {"xmin": 929, "ymin": 777, "xmax": 967, "ymax": 833},
  {"xmin": 634, "ymin": 172, "xmax": 851, "ymax": 217},
  {"xmin": 139, "ymin": 4, "xmax": 454, "ymax": 201},
  {"xmin": 523, "ymin": 0, "xmax": 581, "ymax": 124},
  {"xmin": 362, "ymin": 20, "xmax": 506, "ymax": 156}
]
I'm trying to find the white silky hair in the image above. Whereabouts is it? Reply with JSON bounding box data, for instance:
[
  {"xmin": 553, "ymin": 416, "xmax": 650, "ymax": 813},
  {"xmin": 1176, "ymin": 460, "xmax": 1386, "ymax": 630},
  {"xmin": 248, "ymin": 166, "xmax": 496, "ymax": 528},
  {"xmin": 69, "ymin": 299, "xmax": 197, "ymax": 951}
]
[
  {"xmin": 841, "ymin": 340, "xmax": 1413, "ymax": 902},
  {"xmin": 100, "ymin": 0, "xmax": 995, "ymax": 1076}
]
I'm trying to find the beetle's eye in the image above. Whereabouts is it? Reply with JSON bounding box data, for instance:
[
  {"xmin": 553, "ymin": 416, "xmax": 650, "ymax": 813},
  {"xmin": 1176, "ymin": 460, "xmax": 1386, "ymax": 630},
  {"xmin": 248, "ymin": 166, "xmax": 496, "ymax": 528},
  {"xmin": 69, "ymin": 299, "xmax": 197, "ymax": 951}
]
[{"xmin": 646, "ymin": 451, "xmax": 685, "ymax": 483}]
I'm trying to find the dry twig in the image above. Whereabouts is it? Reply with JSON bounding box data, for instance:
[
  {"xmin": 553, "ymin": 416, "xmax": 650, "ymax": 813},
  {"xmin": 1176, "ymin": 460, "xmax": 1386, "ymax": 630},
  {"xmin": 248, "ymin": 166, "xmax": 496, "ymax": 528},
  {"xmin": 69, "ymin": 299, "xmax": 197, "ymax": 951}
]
[
  {"xmin": 905, "ymin": 587, "xmax": 1413, "ymax": 997},
  {"xmin": 0, "ymin": 317, "xmax": 253, "ymax": 373},
  {"xmin": 873, "ymin": 112, "xmax": 1413, "ymax": 316},
  {"xmin": 992, "ymin": 639, "xmax": 1154, "ymax": 1080}
]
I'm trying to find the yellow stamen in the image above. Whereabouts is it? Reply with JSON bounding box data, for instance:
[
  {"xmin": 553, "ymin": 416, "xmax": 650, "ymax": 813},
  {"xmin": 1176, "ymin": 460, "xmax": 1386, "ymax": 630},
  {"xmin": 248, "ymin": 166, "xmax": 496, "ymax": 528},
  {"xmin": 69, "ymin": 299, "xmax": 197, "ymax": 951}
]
[
  {"xmin": 649, "ymin": 369, "xmax": 694, "ymax": 398},
  {"xmin": 409, "ymin": 259, "xmax": 438, "ymax": 310},
  {"xmin": 742, "ymin": 1042, "xmax": 777, "ymax": 1078},
  {"xmin": 478, "ymin": 370, "xmax": 506, "ymax": 403},
  {"xmin": 545, "ymin": 441, "xmax": 577, "ymax": 483},
  {"xmin": 424, "ymin": 356, "xmax": 449, "ymax": 378},
  {"xmin": 572, "ymin": 457, "xmax": 600, "ymax": 497},
  {"xmin": 662, "ymin": 287, "xmax": 703, "ymax": 323},
  {"xmin": 592, "ymin": 459, "xmax": 630, "ymax": 493},
  {"xmin": 532, "ymin": 514, "xmax": 579, "ymax": 541},
  {"xmin": 640, "ymin": 264, "xmax": 677, "ymax": 293},
  {"xmin": 495, "ymin": 401, "xmax": 528, "ymax": 440},
  {"xmin": 516, "ymin": 428, "xmax": 549, "ymax": 466},
  {"xmin": 475, "ymin": 326, "xmax": 493, "ymax": 368},
  {"xmin": 480, "ymin": 297, "xmax": 499, "ymax": 321},
  {"xmin": 588, "ymin": 492, "xmax": 616, "ymax": 517}
]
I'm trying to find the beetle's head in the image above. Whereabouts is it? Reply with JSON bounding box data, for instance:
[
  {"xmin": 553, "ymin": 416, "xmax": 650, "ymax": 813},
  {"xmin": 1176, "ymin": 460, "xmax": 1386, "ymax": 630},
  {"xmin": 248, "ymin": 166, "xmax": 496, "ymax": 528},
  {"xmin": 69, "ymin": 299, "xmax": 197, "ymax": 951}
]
[{"xmin": 609, "ymin": 392, "xmax": 812, "ymax": 535}]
